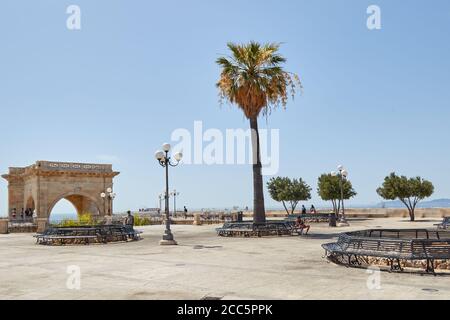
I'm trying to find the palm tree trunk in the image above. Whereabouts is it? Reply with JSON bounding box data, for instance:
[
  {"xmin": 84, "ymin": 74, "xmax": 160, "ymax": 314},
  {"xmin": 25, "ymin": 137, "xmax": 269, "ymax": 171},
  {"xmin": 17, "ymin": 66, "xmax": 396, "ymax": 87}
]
[{"xmin": 250, "ymin": 117, "xmax": 266, "ymax": 224}]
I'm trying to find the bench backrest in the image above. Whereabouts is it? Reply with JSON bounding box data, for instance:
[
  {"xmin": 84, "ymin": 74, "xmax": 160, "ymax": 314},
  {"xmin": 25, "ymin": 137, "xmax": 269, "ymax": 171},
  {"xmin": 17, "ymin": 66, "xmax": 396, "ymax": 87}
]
[
  {"xmin": 411, "ymin": 240, "xmax": 450, "ymax": 258},
  {"xmin": 337, "ymin": 233, "xmax": 450, "ymax": 259},
  {"xmin": 337, "ymin": 234, "xmax": 413, "ymax": 255},
  {"xmin": 348, "ymin": 229, "xmax": 450, "ymax": 240}
]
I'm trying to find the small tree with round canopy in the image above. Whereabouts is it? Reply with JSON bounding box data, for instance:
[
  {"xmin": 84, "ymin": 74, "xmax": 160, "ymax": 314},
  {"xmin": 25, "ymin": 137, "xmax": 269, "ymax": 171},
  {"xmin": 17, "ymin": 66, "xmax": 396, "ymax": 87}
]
[
  {"xmin": 317, "ymin": 173, "xmax": 357, "ymax": 227},
  {"xmin": 376, "ymin": 172, "xmax": 434, "ymax": 222},
  {"xmin": 267, "ymin": 177, "xmax": 311, "ymax": 215}
]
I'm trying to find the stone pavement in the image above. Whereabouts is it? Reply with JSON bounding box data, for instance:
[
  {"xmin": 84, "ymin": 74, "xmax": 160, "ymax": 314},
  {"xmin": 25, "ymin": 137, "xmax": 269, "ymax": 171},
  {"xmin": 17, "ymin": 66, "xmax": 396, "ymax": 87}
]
[{"xmin": 0, "ymin": 217, "xmax": 449, "ymax": 300}]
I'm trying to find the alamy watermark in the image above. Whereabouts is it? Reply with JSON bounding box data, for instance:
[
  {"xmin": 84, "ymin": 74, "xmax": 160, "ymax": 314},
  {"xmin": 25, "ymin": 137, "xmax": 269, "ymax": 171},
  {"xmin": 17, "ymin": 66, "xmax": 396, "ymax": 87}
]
[
  {"xmin": 65, "ymin": 5, "xmax": 380, "ymax": 32},
  {"xmin": 66, "ymin": 5, "xmax": 81, "ymax": 30},
  {"xmin": 170, "ymin": 121, "xmax": 280, "ymax": 176},
  {"xmin": 366, "ymin": 266, "xmax": 382, "ymax": 290},
  {"xmin": 66, "ymin": 265, "xmax": 81, "ymax": 290},
  {"xmin": 367, "ymin": 5, "xmax": 381, "ymax": 30}
]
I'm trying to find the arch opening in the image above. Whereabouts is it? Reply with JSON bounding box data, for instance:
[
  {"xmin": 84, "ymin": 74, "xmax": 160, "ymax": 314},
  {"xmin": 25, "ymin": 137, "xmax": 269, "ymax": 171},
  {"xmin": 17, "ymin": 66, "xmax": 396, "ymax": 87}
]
[
  {"xmin": 49, "ymin": 194, "xmax": 101, "ymax": 223},
  {"xmin": 24, "ymin": 196, "xmax": 36, "ymax": 221},
  {"xmin": 50, "ymin": 199, "xmax": 78, "ymax": 223},
  {"xmin": 26, "ymin": 196, "xmax": 35, "ymax": 212}
]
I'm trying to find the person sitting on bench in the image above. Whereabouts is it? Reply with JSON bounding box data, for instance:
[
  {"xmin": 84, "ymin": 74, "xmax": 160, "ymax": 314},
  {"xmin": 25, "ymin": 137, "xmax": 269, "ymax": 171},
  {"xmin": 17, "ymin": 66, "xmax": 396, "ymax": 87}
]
[{"xmin": 295, "ymin": 216, "xmax": 310, "ymax": 235}]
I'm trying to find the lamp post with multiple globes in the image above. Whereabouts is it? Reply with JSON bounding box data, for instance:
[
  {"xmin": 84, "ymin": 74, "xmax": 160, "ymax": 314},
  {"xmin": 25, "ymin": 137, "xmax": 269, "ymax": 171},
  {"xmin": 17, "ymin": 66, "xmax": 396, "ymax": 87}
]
[
  {"xmin": 158, "ymin": 192, "xmax": 165, "ymax": 214},
  {"xmin": 331, "ymin": 165, "xmax": 349, "ymax": 227},
  {"xmin": 170, "ymin": 190, "xmax": 180, "ymax": 216},
  {"xmin": 100, "ymin": 188, "xmax": 116, "ymax": 216},
  {"xmin": 155, "ymin": 143, "xmax": 183, "ymax": 245}
]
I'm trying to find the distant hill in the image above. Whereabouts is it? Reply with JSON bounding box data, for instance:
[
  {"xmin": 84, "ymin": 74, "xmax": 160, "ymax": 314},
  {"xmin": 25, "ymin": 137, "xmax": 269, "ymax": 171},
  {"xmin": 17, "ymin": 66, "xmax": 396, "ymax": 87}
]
[{"xmin": 376, "ymin": 199, "xmax": 450, "ymax": 209}]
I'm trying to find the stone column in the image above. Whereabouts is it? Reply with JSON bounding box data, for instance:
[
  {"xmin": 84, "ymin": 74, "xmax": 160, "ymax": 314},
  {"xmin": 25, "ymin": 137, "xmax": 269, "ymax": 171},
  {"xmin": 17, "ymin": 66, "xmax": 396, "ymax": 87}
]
[
  {"xmin": 36, "ymin": 218, "xmax": 49, "ymax": 233},
  {"xmin": 193, "ymin": 213, "xmax": 202, "ymax": 226},
  {"xmin": 0, "ymin": 219, "xmax": 9, "ymax": 234}
]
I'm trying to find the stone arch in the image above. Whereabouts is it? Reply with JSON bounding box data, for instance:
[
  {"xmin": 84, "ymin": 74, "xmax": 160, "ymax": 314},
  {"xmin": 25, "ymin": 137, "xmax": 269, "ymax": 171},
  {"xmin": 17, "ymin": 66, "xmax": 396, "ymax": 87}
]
[
  {"xmin": 47, "ymin": 191, "xmax": 102, "ymax": 218},
  {"xmin": 2, "ymin": 161, "xmax": 119, "ymax": 221}
]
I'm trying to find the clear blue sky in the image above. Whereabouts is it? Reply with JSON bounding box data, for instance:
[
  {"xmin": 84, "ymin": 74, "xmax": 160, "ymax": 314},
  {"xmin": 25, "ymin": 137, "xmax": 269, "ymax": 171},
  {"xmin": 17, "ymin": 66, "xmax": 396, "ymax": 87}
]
[{"xmin": 1, "ymin": 0, "xmax": 450, "ymax": 215}]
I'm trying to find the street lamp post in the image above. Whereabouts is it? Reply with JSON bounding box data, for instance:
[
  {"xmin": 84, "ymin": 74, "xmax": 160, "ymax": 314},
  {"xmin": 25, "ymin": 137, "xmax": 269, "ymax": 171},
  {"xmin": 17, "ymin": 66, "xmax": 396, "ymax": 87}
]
[
  {"xmin": 158, "ymin": 192, "xmax": 165, "ymax": 215},
  {"xmin": 155, "ymin": 143, "xmax": 183, "ymax": 246},
  {"xmin": 170, "ymin": 190, "xmax": 180, "ymax": 216},
  {"xmin": 331, "ymin": 165, "xmax": 349, "ymax": 227},
  {"xmin": 100, "ymin": 187, "xmax": 116, "ymax": 216}
]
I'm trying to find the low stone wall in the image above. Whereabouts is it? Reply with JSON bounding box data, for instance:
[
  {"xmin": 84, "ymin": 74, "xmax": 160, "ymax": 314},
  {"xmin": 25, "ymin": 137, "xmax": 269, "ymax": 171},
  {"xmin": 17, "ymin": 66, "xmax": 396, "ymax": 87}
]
[
  {"xmin": 0, "ymin": 219, "xmax": 9, "ymax": 234},
  {"xmin": 342, "ymin": 208, "xmax": 449, "ymax": 219},
  {"xmin": 368, "ymin": 257, "xmax": 450, "ymax": 271},
  {"xmin": 8, "ymin": 224, "xmax": 37, "ymax": 233},
  {"xmin": 241, "ymin": 208, "xmax": 450, "ymax": 219}
]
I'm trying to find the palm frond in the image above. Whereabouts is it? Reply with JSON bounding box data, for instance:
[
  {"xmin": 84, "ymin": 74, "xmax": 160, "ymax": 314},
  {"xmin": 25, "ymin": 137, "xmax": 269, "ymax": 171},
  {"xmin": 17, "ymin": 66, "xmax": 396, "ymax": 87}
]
[{"xmin": 216, "ymin": 42, "xmax": 301, "ymax": 119}]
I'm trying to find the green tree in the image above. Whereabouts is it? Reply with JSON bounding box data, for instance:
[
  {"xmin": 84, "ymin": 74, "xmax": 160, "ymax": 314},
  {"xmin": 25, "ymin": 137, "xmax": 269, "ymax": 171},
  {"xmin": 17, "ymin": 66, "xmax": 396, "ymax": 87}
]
[
  {"xmin": 317, "ymin": 174, "xmax": 357, "ymax": 227},
  {"xmin": 267, "ymin": 177, "xmax": 311, "ymax": 215},
  {"xmin": 376, "ymin": 172, "xmax": 434, "ymax": 222},
  {"xmin": 216, "ymin": 42, "xmax": 301, "ymax": 224}
]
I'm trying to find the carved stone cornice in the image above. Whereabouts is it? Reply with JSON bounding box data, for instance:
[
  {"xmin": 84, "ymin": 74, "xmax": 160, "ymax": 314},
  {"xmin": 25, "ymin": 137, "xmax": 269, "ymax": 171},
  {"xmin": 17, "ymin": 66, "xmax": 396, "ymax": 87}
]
[{"xmin": 2, "ymin": 161, "xmax": 120, "ymax": 181}]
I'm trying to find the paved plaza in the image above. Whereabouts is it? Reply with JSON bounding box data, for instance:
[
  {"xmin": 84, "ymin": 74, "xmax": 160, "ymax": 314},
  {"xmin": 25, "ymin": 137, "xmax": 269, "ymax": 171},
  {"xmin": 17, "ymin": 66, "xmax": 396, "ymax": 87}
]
[{"xmin": 1, "ymin": 217, "xmax": 450, "ymax": 300}]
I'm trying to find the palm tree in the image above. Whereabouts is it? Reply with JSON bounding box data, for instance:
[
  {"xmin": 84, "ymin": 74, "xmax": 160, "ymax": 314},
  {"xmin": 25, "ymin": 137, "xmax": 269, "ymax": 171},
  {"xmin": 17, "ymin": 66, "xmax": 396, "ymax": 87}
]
[{"xmin": 216, "ymin": 42, "xmax": 301, "ymax": 224}]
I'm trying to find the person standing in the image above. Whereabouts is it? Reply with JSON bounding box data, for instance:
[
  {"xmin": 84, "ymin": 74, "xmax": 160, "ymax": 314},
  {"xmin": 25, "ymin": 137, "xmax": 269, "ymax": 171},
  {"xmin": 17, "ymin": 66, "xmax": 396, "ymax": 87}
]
[
  {"xmin": 310, "ymin": 205, "xmax": 317, "ymax": 214},
  {"xmin": 301, "ymin": 205, "xmax": 307, "ymax": 215},
  {"xmin": 125, "ymin": 211, "xmax": 134, "ymax": 226},
  {"xmin": 183, "ymin": 206, "xmax": 188, "ymax": 219}
]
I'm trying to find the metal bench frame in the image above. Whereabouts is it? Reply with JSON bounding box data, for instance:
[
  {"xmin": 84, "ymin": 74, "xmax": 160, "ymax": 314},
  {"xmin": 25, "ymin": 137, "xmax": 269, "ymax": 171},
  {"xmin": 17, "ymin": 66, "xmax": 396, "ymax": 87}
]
[
  {"xmin": 216, "ymin": 221, "xmax": 304, "ymax": 238},
  {"xmin": 435, "ymin": 217, "xmax": 450, "ymax": 230},
  {"xmin": 322, "ymin": 229, "xmax": 450, "ymax": 274}
]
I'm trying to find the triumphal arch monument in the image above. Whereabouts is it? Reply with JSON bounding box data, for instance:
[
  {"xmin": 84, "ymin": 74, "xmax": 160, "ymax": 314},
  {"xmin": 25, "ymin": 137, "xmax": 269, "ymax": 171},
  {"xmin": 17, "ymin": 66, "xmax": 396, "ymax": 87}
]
[{"xmin": 2, "ymin": 161, "xmax": 120, "ymax": 220}]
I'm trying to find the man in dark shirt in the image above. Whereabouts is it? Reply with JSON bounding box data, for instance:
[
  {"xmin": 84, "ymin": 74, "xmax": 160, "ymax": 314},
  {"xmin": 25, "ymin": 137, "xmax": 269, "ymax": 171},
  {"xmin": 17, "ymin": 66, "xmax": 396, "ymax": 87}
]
[{"xmin": 125, "ymin": 211, "xmax": 134, "ymax": 226}]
